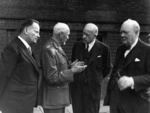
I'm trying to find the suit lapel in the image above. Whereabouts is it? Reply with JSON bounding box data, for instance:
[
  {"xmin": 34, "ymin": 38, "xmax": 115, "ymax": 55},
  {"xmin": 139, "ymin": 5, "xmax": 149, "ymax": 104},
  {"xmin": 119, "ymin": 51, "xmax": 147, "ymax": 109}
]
[
  {"xmin": 51, "ymin": 39, "xmax": 71, "ymax": 66},
  {"xmin": 16, "ymin": 38, "xmax": 39, "ymax": 72},
  {"xmin": 114, "ymin": 46, "xmax": 127, "ymax": 72},
  {"xmin": 79, "ymin": 43, "xmax": 86, "ymax": 61},
  {"xmin": 22, "ymin": 49, "xmax": 38, "ymax": 71},
  {"xmin": 88, "ymin": 40, "xmax": 100, "ymax": 64},
  {"xmin": 58, "ymin": 46, "xmax": 66, "ymax": 57},
  {"xmin": 51, "ymin": 39, "xmax": 67, "ymax": 57},
  {"xmin": 123, "ymin": 40, "xmax": 142, "ymax": 68}
]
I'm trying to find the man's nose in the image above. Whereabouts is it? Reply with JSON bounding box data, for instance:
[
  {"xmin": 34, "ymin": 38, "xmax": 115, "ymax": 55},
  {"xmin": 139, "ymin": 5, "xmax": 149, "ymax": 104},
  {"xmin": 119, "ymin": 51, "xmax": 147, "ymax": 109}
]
[
  {"xmin": 82, "ymin": 34, "xmax": 86, "ymax": 39},
  {"xmin": 121, "ymin": 33, "xmax": 125, "ymax": 37},
  {"xmin": 37, "ymin": 33, "xmax": 40, "ymax": 38}
]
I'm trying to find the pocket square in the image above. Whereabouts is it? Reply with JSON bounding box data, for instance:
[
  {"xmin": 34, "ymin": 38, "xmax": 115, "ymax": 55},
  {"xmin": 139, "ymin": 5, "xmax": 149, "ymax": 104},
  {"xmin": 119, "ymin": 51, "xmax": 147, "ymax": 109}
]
[
  {"xmin": 97, "ymin": 55, "xmax": 101, "ymax": 58},
  {"xmin": 135, "ymin": 58, "xmax": 140, "ymax": 62}
]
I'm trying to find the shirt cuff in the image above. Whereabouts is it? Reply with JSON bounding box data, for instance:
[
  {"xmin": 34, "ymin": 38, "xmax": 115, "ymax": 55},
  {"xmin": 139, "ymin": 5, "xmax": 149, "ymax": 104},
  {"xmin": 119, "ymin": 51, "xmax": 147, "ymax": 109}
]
[{"xmin": 129, "ymin": 77, "xmax": 134, "ymax": 89}]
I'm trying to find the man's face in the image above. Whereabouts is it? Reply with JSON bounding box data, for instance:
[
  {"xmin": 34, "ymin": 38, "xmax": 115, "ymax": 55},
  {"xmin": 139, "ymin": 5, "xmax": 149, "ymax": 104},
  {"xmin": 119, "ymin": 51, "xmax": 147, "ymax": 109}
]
[
  {"xmin": 82, "ymin": 26, "xmax": 95, "ymax": 44},
  {"xmin": 120, "ymin": 23, "xmax": 137, "ymax": 46},
  {"xmin": 60, "ymin": 30, "xmax": 70, "ymax": 45},
  {"xmin": 26, "ymin": 22, "xmax": 40, "ymax": 44}
]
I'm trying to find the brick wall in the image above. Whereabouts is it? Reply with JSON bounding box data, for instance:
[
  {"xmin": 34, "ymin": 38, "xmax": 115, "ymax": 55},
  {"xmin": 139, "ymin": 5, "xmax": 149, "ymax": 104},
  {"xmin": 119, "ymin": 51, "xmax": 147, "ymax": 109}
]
[{"xmin": 0, "ymin": 0, "xmax": 150, "ymax": 62}]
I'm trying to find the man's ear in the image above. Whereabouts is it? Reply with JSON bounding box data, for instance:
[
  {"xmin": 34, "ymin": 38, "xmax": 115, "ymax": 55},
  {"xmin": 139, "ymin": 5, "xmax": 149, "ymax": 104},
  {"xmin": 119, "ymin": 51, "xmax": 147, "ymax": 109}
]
[
  {"xmin": 24, "ymin": 27, "xmax": 28, "ymax": 34},
  {"xmin": 59, "ymin": 32, "xmax": 64, "ymax": 37}
]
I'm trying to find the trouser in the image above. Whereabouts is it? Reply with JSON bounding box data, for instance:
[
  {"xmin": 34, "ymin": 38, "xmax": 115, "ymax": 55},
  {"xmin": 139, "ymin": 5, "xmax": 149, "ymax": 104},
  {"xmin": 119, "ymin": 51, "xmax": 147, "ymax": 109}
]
[
  {"xmin": 71, "ymin": 83, "xmax": 100, "ymax": 113},
  {"xmin": 110, "ymin": 86, "xmax": 125, "ymax": 113},
  {"xmin": 44, "ymin": 108, "xmax": 65, "ymax": 113}
]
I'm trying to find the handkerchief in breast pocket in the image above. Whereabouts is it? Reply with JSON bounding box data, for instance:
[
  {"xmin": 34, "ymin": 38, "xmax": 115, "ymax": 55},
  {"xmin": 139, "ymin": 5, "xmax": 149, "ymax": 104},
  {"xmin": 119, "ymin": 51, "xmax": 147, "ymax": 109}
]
[
  {"xmin": 135, "ymin": 58, "xmax": 140, "ymax": 62},
  {"xmin": 97, "ymin": 55, "xmax": 101, "ymax": 58}
]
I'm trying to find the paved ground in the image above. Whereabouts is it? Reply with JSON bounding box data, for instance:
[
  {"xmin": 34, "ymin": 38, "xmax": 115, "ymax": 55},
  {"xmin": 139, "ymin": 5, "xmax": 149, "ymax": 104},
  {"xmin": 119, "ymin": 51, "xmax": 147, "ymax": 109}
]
[
  {"xmin": 34, "ymin": 100, "xmax": 110, "ymax": 113},
  {"xmin": 33, "ymin": 105, "xmax": 110, "ymax": 113}
]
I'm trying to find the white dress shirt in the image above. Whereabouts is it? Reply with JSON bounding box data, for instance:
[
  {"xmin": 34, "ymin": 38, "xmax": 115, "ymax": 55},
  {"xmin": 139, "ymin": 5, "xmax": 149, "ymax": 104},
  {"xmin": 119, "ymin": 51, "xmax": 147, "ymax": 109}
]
[
  {"xmin": 18, "ymin": 36, "xmax": 31, "ymax": 49},
  {"xmin": 124, "ymin": 38, "xmax": 138, "ymax": 57},
  {"xmin": 18, "ymin": 36, "xmax": 32, "ymax": 55},
  {"xmin": 86, "ymin": 39, "xmax": 96, "ymax": 52}
]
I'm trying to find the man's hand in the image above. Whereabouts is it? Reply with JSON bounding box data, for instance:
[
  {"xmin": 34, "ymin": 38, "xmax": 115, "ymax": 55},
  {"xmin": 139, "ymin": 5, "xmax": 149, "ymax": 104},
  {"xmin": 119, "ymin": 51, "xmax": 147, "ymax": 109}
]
[
  {"xmin": 71, "ymin": 61, "xmax": 87, "ymax": 73},
  {"xmin": 117, "ymin": 76, "xmax": 134, "ymax": 91},
  {"xmin": 70, "ymin": 59, "xmax": 78, "ymax": 68}
]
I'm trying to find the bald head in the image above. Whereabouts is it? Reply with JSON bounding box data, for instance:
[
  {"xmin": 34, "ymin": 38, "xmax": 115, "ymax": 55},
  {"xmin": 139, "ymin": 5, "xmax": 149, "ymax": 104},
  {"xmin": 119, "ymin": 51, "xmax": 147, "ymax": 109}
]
[
  {"xmin": 122, "ymin": 19, "xmax": 140, "ymax": 35},
  {"xmin": 52, "ymin": 22, "xmax": 70, "ymax": 45},
  {"xmin": 53, "ymin": 22, "xmax": 70, "ymax": 36},
  {"xmin": 120, "ymin": 19, "xmax": 140, "ymax": 46},
  {"xmin": 82, "ymin": 23, "xmax": 98, "ymax": 44},
  {"xmin": 84, "ymin": 23, "xmax": 98, "ymax": 36}
]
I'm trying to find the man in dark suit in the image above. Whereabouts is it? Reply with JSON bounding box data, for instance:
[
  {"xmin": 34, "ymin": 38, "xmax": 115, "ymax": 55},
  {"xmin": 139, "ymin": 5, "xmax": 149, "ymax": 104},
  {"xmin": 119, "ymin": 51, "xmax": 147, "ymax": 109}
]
[
  {"xmin": 0, "ymin": 19, "xmax": 41, "ymax": 113},
  {"xmin": 105, "ymin": 19, "xmax": 150, "ymax": 113},
  {"xmin": 40, "ymin": 22, "xmax": 87, "ymax": 113},
  {"xmin": 147, "ymin": 33, "xmax": 150, "ymax": 44},
  {"xmin": 71, "ymin": 23, "xmax": 111, "ymax": 113}
]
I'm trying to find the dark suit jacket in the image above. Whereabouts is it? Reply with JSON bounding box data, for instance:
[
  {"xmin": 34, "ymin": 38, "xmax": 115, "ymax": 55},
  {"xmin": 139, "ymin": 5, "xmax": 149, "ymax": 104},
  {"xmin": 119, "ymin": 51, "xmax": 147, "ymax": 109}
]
[
  {"xmin": 106, "ymin": 39, "xmax": 150, "ymax": 113},
  {"xmin": 40, "ymin": 39, "xmax": 74, "ymax": 109},
  {"xmin": 71, "ymin": 40, "xmax": 111, "ymax": 100},
  {"xmin": 0, "ymin": 38, "xmax": 41, "ymax": 113}
]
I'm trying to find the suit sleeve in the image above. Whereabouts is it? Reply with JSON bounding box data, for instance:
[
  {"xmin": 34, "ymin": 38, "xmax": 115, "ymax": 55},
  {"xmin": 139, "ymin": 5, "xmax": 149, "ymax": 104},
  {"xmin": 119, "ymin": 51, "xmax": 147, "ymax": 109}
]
[
  {"xmin": 71, "ymin": 43, "xmax": 77, "ymax": 62},
  {"xmin": 0, "ymin": 45, "xmax": 18, "ymax": 95},
  {"xmin": 133, "ymin": 46, "xmax": 150, "ymax": 91},
  {"xmin": 102, "ymin": 45, "xmax": 111, "ymax": 78},
  {"xmin": 71, "ymin": 43, "xmax": 81, "ymax": 81},
  {"xmin": 106, "ymin": 47, "xmax": 120, "ymax": 93},
  {"xmin": 41, "ymin": 47, "xmax": 74, "ymax": 85}
]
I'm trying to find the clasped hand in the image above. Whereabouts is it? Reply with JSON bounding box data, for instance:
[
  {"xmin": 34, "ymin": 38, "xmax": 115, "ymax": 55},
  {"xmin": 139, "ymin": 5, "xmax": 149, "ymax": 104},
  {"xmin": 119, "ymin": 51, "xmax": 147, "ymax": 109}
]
[
  {"xmin": 117, "ymin": 76, "xmax": 134, "ymax": 91},
  {"xmin": 71, "ymin": 59, "xmax": 87, "ymax": 73}
]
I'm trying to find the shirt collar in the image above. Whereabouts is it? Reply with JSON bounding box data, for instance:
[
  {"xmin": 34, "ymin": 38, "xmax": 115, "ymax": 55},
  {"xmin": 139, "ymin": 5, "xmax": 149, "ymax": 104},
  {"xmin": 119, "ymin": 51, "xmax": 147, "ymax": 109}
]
[
  {"xmin": 87, "ymin": 39, "xmax": 96, "ymax": 51},
  {"xmin": 18, "ymin": 36, "xmax": 30, "ymax": 49},
  {"xmin": 51, "ymin": 38, "xmax": 60, "ymax": 49},
  {"xmin": 130, "ymin": 38, "xmax": 138, "ymax": 50}
]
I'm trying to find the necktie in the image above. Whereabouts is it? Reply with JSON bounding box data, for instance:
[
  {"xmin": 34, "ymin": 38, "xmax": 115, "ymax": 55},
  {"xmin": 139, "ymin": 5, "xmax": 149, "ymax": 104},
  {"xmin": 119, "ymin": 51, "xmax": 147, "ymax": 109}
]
[
  {"xmin": 83, "ymin": 44, "xmax": 89, "ymax": 65},
  {"xmin": 85, "ymin": 44, "xmax": 89, "ymax": 53},
  {"xmin": 84, "ymin": 44, "xmax": 89, "ymax": 57},
  {"xmin": 28, "ymin": 47, "xmax": 32, "ymax": 55}
]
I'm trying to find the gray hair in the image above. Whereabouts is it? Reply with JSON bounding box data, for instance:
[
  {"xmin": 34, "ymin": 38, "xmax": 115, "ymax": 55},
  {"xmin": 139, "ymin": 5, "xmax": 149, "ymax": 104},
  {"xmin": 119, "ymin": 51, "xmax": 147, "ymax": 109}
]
[
  {"xmin": 123, "ymin": 19, "xmax": 140, "ymax": 35},
  {"xmin": 84, "ymin": 23, "xmax": 99, "ymax": 36},
  {"xmin": 53, "ymin": 22, "xmax": 70, "ymax": 35}
]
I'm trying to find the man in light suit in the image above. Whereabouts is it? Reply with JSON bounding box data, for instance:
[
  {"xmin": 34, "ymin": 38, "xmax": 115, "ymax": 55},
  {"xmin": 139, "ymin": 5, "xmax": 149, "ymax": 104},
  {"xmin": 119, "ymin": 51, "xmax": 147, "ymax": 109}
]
[
  {"xmin": 71, "ymin": 23, "xmax": 111, "ymax": 113},
  {"xmin": 0, "ymin": 19, "xmax": 41, "ymax": 113},
  {"xmin": 105, "ymin": 19, "xmax": 150, "ymax": 113},
  {"xmin": 40, "ymin": 22, "xmax": 87, "ymax": 113}
]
